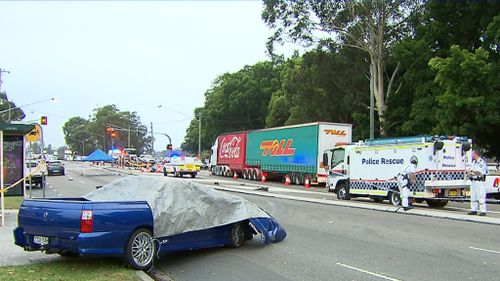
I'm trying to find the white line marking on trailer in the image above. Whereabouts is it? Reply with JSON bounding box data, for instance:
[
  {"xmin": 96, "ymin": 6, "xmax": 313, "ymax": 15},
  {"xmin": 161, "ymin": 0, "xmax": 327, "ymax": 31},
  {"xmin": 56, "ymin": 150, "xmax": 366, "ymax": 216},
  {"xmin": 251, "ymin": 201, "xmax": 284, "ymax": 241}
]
[
  {"xmin": 469, "ymin": 247, "xmax": 500, "ymax": 254},
  {"xmin": 335, "ymin": 262, "xmax": 401, "ymax": 281}
]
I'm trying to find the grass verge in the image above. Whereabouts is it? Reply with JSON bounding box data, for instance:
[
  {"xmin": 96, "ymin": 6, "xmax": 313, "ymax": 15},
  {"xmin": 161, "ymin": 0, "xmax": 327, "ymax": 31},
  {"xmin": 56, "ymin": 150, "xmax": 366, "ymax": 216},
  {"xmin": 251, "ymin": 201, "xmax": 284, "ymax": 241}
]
[
  {"xmin": 1, "ymin": 196, "xmax": 24, "ymax": 210},
  {"xmin": 0, "ymin": 258, "xmax": 138, "ymax": 281}
]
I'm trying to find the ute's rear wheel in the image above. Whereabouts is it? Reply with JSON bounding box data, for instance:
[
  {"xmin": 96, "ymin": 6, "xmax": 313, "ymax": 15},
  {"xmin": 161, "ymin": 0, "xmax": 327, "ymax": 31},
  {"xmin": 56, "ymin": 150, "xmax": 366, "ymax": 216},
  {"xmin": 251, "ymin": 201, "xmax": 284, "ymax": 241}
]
[
  {"xmin": 163, "ymin": 168, "xmax": 168, "ymax": 177},
  {"xmin": 58, "ymin": 251, "xmax": 79, "ymax": 257},
  {"xmin": 124, "ymin": 228, "xmax": 156, "ymax": 270},
  {"xmin": 226, "ymin": 222, "xmax": 245, "ymax": 248}
]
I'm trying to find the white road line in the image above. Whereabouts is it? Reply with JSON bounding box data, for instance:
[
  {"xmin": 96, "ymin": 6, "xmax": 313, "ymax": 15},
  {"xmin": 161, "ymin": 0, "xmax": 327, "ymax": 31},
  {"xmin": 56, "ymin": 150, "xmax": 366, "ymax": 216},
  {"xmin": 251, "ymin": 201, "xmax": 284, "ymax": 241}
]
[
  {"xmin": 79, "ymin": 180, "xmax": 86, "ymax": 184},
  {"xmin": 335, "ymin": 263, "xmax": 401, "ymax": 281},
  {"xmin": 469, "ymin": 246, "xmax": 500, "ymax": 254}
]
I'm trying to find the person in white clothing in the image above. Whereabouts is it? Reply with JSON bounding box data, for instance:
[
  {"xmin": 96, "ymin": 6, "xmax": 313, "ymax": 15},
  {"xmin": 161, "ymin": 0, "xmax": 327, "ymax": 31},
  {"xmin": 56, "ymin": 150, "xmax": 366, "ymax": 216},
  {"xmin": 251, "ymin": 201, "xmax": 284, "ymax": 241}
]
[
  {"xmin": 397, "ymin": 156, "xmax": 418, "ymax": 211},
  {"xmin": 468, "ymin": 151, "xmax": 488, "ymax": 216}
]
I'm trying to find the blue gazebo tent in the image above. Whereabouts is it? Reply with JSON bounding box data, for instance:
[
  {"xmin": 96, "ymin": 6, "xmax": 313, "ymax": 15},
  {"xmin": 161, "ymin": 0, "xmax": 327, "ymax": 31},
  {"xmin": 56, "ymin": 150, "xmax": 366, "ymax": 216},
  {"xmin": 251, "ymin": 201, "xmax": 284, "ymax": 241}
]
[{"xmin": 83, "ymin": 149, "xmax": 114, "ymax": 162}]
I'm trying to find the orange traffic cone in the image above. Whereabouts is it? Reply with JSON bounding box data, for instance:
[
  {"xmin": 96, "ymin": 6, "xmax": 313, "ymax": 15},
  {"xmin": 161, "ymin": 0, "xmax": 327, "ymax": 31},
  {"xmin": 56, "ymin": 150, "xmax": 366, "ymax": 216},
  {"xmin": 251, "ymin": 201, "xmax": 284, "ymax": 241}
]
[
  {"xmin": 285, "ymin": 175, "xmax": 291, "ymax": 186},
  {"xmin": 261, "ymin": 174, "xmax": 266, "ymax": 183},
  {"xmin": 233, "ymin": 172, "xmax": 238, "ymax": 180},
  {"xmin": 304, "ymin": 176, "xmax": 310, "ymax": 188}
]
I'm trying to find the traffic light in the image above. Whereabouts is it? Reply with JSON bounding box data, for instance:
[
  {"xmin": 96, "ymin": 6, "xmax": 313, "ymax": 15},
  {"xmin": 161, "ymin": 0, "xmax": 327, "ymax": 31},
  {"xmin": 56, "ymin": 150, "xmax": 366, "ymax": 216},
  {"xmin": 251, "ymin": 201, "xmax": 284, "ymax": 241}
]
[
  {"xmin": 106, "ymin": 126, "xmax": 113, "ymax": 133},
  {"xmin": 110, "ymin": 131, "xmax": 118, "ymax": 139},
  {"xmin": 40, "ymin": 116, "xmax": 48, "ymax": 125},
  {"xmin": 166, "ymin": 144, "xmax": 173, "ymax": 150}
]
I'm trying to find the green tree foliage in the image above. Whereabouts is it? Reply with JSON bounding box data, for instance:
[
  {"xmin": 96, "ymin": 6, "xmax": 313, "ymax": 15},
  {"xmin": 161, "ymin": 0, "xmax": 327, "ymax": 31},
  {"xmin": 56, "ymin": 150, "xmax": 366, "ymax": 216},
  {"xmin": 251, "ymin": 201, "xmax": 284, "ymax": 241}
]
[
  {"xmin": 262, "ymin": 0, "xmax": 423, "ymax": 135},
  {"xmin": 0, "ymin": 92, "xmax": 25, "ymax": 122},
  {"xmin": 181, "ymin": 62, "xmax": 282, "ymax": 153},
  {"xmin": 63, "ymin": 105, "xmax": 151, "ymax": 155},
  {"xmin": 266, "ymin": 48, "xmax": 371, "ymax": 140},
  {"xmin": 430, "ymin": 46, "xmax": 500, "ymax": 157},
  {"xmin": 387, "ymin": 0, "xmax": 500, "ymax": 137}
]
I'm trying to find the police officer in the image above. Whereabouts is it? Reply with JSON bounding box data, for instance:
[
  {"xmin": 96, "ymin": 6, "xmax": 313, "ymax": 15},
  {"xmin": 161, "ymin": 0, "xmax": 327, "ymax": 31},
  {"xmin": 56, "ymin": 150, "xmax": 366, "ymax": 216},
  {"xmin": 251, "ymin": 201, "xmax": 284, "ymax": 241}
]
[
  {"xmin": 397, "ymin": 156, "xmax": 418, "ymax": 211},
  {"xmin": 468, "ymin": 151, "xmax": 488, "ymax": 216}
]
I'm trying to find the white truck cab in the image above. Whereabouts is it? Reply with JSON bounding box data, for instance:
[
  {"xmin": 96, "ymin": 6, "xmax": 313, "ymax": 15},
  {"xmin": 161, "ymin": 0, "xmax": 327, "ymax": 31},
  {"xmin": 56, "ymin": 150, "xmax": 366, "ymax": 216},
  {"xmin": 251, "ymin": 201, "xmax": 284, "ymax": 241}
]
[{"xmin": 324, "ymin": 136, "xmax": 472, "ymax": 208}]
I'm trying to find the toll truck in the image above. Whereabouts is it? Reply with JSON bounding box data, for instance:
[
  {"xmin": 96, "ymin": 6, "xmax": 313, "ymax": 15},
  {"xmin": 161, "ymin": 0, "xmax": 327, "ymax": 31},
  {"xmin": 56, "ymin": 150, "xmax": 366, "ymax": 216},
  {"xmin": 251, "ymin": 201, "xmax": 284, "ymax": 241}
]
[
  {"xmin": 324, "ymin": 136, "xmax": 472, "ymax": 208},
  {"xmin": 209, "ymin": 122, "xmax": 352, "ymax": 184}
]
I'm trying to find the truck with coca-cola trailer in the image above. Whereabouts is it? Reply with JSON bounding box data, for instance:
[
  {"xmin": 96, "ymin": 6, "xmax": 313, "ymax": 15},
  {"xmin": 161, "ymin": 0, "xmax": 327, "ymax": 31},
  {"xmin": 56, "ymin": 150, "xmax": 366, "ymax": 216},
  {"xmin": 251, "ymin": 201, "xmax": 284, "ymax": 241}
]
[{"xmin": 209, "ymin": 122, "xmax": 352, "ymax": 184}]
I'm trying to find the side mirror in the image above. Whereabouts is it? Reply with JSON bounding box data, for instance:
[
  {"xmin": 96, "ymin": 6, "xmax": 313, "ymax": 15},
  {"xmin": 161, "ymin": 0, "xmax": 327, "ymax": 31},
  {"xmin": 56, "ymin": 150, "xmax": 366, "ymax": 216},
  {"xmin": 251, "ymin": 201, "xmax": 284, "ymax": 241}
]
[
  {"xmin": 433, "ymin": 141, "xmax": 444, "ymax": 155},
  {"xmin": 322, "ymin": 152, "xmax": 329, "ymax": 167},
  {"xmin": 462, "ymin": 143, "xmax": 471, "ymax": 152}
]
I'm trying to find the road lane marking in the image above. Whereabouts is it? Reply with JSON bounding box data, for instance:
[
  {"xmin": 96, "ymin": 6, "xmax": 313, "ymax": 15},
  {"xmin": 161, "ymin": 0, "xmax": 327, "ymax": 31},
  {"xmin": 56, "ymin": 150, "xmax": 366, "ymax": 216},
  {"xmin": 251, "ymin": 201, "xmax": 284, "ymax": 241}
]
[
  {"xmin": 469, "ymin": 246, "xmax": 500, "ymax": 254},
  {"xmin": 79, "ymin": 180, "xmax": 86, "ymax": 184},
  {"xmin": 335, "ymin": 262, "xmax": 400, "ymax": 281}
]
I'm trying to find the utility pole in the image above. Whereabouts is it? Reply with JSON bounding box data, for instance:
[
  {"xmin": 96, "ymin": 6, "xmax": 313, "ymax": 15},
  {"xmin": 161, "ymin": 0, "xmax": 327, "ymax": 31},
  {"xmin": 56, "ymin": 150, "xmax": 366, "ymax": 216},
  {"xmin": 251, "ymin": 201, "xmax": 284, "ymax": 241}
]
[
  {"xmin": 198, "ymin": 114, "xmax": 201, "ymax": 158},
  {"xmin": 369, "ymin": 63, "xmax": 375, "ymax": 140},
  {"xmin": 128, "ymin": 125, "xmax": 131, "ymax": 148},
  {"xmin": 150, "ymin": 122, "xmax": 154, "ymax": 154}
]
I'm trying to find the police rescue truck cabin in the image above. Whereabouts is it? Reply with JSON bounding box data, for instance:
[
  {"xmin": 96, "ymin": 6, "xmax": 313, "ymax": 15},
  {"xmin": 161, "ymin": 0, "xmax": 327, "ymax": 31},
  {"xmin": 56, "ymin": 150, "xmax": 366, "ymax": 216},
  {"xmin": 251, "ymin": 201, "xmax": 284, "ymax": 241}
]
[{"xmin": 324, "ymin": 136, "xmax": 472, "ymax": 208}]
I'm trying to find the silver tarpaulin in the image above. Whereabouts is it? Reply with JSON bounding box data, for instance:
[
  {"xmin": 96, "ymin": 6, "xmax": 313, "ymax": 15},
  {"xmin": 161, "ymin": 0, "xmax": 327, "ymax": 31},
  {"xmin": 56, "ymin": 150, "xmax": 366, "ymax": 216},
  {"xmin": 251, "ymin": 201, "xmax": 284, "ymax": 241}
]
[{"xmin": 83, "ymin": 176, "xmax": 270, "ymax": 238}]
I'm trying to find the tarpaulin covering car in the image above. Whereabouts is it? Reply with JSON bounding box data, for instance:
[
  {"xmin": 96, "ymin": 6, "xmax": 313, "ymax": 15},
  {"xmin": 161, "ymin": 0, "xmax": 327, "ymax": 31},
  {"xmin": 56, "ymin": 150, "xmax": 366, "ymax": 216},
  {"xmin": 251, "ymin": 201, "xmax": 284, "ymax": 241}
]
[{"xmin": 14, "ymin": 176, "xmax": 286, "ymax": 269}]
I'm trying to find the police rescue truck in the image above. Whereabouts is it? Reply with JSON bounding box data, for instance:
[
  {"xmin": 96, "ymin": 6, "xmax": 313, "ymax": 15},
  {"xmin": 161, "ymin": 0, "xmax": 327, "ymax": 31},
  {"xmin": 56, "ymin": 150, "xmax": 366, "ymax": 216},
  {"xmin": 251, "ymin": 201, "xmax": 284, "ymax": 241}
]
[{"xmin": 324, "ymin": 136, "xmax": 472, "ymax": 208}]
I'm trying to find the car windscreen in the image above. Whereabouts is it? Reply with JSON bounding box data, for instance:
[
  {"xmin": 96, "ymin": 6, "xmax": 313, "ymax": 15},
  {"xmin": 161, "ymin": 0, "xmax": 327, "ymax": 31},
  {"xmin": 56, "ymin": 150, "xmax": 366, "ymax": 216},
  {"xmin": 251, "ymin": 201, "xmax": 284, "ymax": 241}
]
[{"xmin": 49, "ymin": 162, "xmax": 62, "ymax": 167}]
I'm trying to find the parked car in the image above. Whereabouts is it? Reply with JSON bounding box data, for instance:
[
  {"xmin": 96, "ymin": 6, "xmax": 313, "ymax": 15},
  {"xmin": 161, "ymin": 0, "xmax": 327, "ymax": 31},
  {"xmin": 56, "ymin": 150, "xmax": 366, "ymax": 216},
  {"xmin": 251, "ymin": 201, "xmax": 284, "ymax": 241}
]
[
  {"xmin": 13, "ymin": 177, "xmax": 286, "ymax": 270},
  {"xmin": 25, "ymin": 161, "xmax": 43, "ymax": 187},
  {"xmin": 47, "ymin": 160, "xmax": 65, "ymax": 176}
]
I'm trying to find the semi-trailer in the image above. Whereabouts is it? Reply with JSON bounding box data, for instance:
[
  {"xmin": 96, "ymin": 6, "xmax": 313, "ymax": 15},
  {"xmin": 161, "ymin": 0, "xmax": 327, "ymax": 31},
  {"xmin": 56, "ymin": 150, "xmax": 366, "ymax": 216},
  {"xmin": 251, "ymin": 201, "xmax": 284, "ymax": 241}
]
[{"xmin": 209, "ymin": 122, "xmax": 352, "ymax": 184}]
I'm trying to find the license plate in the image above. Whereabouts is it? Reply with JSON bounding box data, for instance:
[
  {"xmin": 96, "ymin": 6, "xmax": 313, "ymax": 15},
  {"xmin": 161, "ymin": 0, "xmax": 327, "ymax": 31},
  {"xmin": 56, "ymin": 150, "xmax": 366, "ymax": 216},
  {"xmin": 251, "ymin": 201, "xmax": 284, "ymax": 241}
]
[
  {"xmin": 449, "ymin": 190, "xmax": 458, "ymax": 197},
  {"xmin": 33, "ymin": 235, "xmax": 49, "ymax": 245}
]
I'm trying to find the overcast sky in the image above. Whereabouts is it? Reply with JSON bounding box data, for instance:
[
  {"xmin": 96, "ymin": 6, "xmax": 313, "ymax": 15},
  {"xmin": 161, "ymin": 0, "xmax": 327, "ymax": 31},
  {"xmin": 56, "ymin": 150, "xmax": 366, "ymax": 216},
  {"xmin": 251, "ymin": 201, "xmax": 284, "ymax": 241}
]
[{"xmin": 0, "ymin": 0, "xmax": 291, "ymax": 152}]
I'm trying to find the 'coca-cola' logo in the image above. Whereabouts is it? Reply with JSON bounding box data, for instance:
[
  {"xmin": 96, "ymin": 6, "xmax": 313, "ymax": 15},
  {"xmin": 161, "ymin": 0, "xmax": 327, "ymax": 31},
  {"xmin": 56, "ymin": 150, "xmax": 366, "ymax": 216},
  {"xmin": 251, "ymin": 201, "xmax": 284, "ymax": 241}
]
[{"xmin": 220, "ymin": 136, "xmax": 241, "ymax": 159}]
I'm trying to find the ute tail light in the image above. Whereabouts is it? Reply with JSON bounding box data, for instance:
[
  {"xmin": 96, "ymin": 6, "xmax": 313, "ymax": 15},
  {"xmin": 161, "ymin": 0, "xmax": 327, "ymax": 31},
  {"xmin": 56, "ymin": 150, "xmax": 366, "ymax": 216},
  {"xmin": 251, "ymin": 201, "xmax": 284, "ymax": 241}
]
[
  {"xmin": 494, "ymin": 178, "xmax": 499, "ymax": 188},
  {"xmin": 80, "ymin": 210, "xmax": 93, "ymax": 233},
  {"xmin": 432, "ymin": 189, "xmax": 440, "ymax": 194}
]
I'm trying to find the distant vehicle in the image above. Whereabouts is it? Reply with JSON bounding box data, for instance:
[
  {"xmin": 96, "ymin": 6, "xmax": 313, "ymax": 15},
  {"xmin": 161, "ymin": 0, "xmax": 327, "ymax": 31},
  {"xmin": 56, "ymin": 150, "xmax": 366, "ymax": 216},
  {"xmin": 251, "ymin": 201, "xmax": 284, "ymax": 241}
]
[
  {"xmin": 25, "ymin": 161, "xmax": 43, "ymax": 187},
  {"xmin": 163, "ymin": 156, "xmax": 200, "ymax": 178},
  {"xmin": 64, "ymin": 149, "xmax": 73, "ymax": 161},
  {"xmin": 139, "ymin": 154, "xmax": 156, "ymax": 164},
  {"xmin": 209, "ymin": 122, "xmax": 352, "ymax": 184},
  {"xmin": 13, "ymin": 177, "xmax": 286, "ymax": 270},
  {"xmin": 325, "ymin": 136, "xmax": 472, "ymax": 208},
  {"xmin": 47, "ymin": 160, "xmax": 65, "ymax": 176}
]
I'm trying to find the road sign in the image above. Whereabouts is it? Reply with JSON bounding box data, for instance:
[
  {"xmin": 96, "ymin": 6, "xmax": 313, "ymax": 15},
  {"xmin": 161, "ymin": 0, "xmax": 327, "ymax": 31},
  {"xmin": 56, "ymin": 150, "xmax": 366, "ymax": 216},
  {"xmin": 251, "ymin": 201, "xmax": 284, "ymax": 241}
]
[
  {"xmin": 26, "ymin": 124, "xmax": 42, "ymax": 142},
  {"xmin": 40, "ymin": 116, "xmax": 48, "ymax": 125}
]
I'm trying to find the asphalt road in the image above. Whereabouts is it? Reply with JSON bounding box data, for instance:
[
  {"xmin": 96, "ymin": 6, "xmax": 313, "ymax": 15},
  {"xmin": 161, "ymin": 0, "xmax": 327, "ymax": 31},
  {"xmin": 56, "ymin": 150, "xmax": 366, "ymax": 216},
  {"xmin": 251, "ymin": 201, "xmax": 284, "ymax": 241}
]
[{"xmin": 35, "ymin": 162, "xmax": 500, "ymax": 281}]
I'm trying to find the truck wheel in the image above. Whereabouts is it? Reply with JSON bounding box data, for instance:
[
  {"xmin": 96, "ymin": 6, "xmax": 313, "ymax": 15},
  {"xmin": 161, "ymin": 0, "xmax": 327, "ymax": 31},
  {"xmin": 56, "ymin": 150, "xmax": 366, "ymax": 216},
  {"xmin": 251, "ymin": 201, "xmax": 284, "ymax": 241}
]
[
  {"xmin": 191, "ymin": 173, "xmax": 196, "ymax": 178},
  {"xmin": 252, "ymin": 170, "xmax": 258, "ymax": 181},
  {"xmin": 389, "ymin": 189, "xmax": 401, "ymax": 206},
  {"xmin": 426, "ymin": 199, "xmax": 449, "ymax": 208},
  {"xmin": 243, "ymin": 169, "xmax": 248, "ymax": 180},
  {"xmin": 226, "ymin": 222, "xmax": 245, "ymax": 248},
  {"xmin": 124, "ymin": 228, "xmax": 156, "ymax": 270},
  {"xmin": 336, "ymin": 182, "xmax": 350, "ymax": 200}
]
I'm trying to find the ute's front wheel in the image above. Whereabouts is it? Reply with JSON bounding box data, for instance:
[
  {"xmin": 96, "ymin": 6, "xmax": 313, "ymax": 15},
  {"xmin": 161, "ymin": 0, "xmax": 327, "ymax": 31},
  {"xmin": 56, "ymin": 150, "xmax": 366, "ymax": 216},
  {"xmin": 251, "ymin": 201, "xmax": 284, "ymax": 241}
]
[
  {"xmin": 124, "ymin": 228, "xmax": 156, "ymax": 270},
  {"xmin": 226, "ymin": 222, "xmax": 245, "ymax": 248}
]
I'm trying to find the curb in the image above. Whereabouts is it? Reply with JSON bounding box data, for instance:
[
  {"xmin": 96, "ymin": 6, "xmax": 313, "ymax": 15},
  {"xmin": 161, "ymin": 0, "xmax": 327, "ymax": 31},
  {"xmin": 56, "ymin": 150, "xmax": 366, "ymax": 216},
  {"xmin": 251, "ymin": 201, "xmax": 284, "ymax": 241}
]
[
  {"xmin": 212, "ymin": 185, "xmax": 500, "ymax": 226},
  {"xmin": 136, "ymin": 270, "xmax": 155, "ymax": 281}
]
